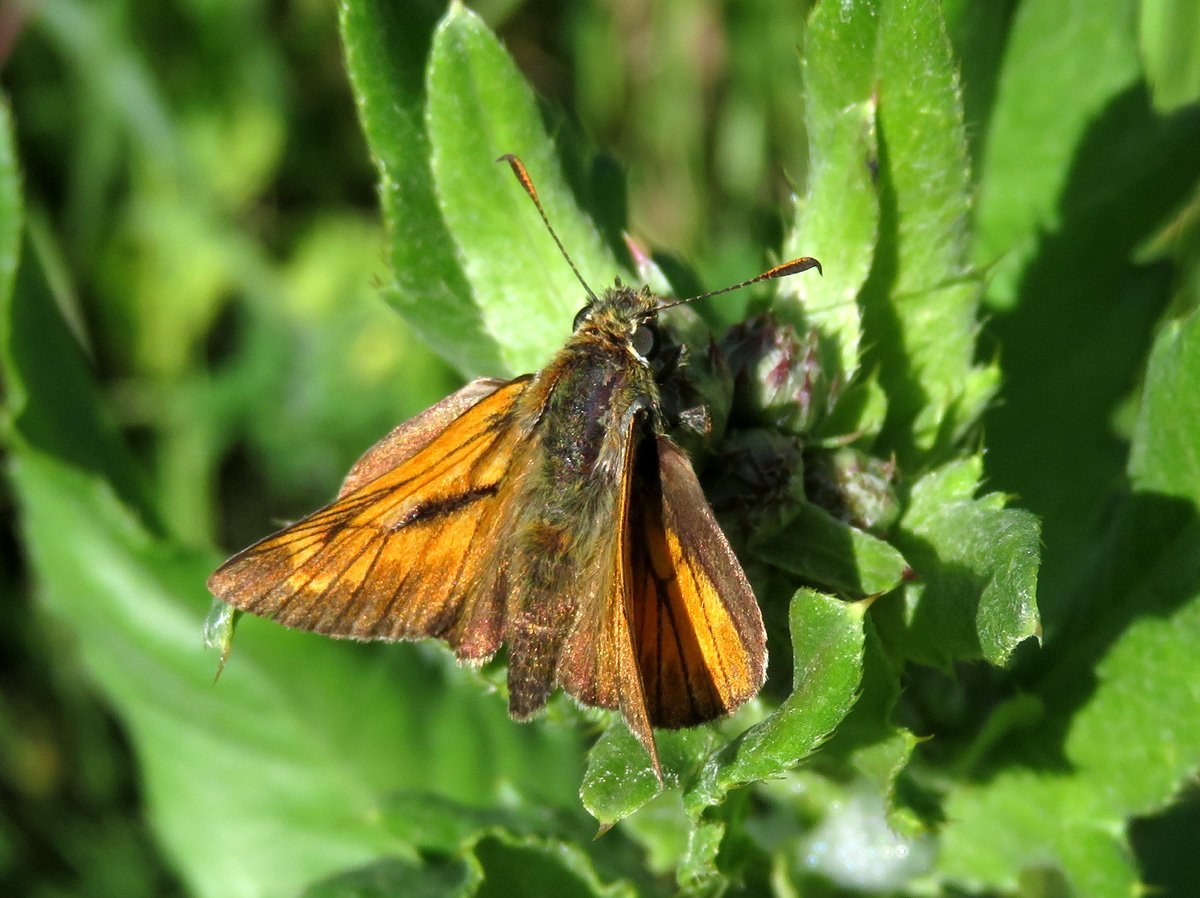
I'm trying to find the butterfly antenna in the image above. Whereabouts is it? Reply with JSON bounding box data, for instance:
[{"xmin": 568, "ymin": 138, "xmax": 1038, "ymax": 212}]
[
  {"xmin": 498, "ymin": 154, "xmax": 598, "ymax": 303},
  {"xmin": 658, "ymin": 256, "xmax": 823, "ymax": 311}
]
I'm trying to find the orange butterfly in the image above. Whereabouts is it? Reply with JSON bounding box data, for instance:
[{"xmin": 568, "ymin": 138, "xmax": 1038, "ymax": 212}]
[{"xmin": 208, "ymin": 156, "xmax": 821, "ymax": 779}]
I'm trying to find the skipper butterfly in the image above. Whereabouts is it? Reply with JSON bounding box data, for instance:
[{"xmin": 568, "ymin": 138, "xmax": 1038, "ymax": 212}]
[{"xmin": 209, "ymin": 156, "xmax": 820, "ymax": 778}]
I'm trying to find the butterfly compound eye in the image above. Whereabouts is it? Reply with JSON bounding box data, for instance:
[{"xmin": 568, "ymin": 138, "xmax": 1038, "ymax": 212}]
[
  {"xmin": 631, "ymin": 322, "xmax": 657, "ymax": 360},
  {"xmin": 572, "ymin": 305, "xmax": 591, "ymax": 331}
]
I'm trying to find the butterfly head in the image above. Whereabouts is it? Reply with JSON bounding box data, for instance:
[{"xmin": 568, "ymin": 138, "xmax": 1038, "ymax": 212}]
[{"xmin": 571, "ymin": 280, "xmax": 664, "ymax": 366}]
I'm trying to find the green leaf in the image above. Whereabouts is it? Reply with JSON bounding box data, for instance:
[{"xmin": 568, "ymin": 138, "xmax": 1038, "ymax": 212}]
[
  {"xmin": 425, "ymin": 4, "xmax": 621, "ymax": 375},
  {"xmin": 937, "ymin": 525, "xmax": 1200, "ymax": 896},
  {"xmin": 581, "ymin": 724, "xmax": 721, "ymax": 827},
  {"xmin": 890, "ymin": 458, "xmax": 1041, "ymax": 667},
  {"xmin": 684, "ymin": 590, "xmax": 866, "ymax": 814},
  {"xmin": 865, "ymin": 0, "xmax": 998, "ymax": 458},
  {"xmin": 753, "ymin": 501, "xmax": 909, "ymax": 597},
  {"xmin": 1140, "ymin": 0, "xmax": 1200, "ymax": 111},
  {"xmin": 779, "ymin": 0, "xmax": 879, "ymax": 386},
  {"xmin": 1129, "ymin": 305, "xmax": 1200, "ymax": 501},
  {"xmin": 579, "ymin": 725, "xmax": 661, "ymax": 826},
  {"xmin": 784, "ymin": 0, "xmax": 999, "ymax": 460},
  {"xmin": 339, "ymin": 0, "xmax": 502, "ymax": 376},
  {"xmin": 302, "ymin": 856, "xmax": 481, "ymax": 898},
  {"xmin": 972, "ymin": 0, "xmax": 1143, "ymax": 309}
]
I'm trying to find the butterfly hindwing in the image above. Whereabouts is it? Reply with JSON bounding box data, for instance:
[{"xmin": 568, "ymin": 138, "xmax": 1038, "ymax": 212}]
[
  {"xmin": 629, "ymin": 435, "xmax": 767, "ymax": 729},
  {"xmin": 553, "ymin": 429, "xmax": 767, "ymax": 777}
]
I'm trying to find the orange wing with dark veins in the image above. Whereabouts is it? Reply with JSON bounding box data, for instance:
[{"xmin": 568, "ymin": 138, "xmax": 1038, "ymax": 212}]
[
  {"xmin": 207, "ymin": 377, "xmax": 532, "ymax": 661},
  {"xmin": 630, "ymin": 436, "xmax": 767, "ymax": 729}
]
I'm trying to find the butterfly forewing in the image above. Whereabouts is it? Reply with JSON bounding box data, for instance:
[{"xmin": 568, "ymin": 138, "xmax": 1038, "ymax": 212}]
[
  {"xmin": 338, "ymin": 378, "xmax": 510, "ymax": 497},
  {"xmin": 207, "ymin": 378, "xmax": 532, "ymax": 659}
]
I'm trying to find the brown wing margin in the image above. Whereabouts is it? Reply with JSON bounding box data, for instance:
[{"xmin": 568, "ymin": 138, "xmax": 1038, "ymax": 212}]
[
  {"xmin": 207, "ymin": 377, "xmax": 532, "ymax": 661},
  {"xmin": 629, "ymin": 436, "xmax": 767, "ymax": 729}
]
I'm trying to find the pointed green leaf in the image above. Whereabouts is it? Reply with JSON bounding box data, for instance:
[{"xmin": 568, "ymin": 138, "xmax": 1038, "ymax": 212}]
[
  {"xmin": 426, "ymin": 4, "xmax": 621, "ymax": 375},
  {"xmin": 339, "ymin": 0, "xmax": 501, "ymax": 375},
  {"xmin": 580, "ymin": 724, "xmax": 720, "ymax": 827},
  {"xmin": 866, "ymin": 0, "xmax": 997, "ymax": 455},
  {"xmin": 778, "ymin": 0, "xmax": 879, "ymax": 385}
]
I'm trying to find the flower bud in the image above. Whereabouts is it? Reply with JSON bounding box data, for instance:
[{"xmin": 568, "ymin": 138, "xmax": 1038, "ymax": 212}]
[
  {"xmin": 702, "ymin": 428, "xmax": 806, "ymax": 539},
  {"xmin": 804, "ymin": 447, "xmax": 899, "ymax": 532},
  {"xmin": 722, "ymin": 313, "xmax": 827, "ymax": 435}
]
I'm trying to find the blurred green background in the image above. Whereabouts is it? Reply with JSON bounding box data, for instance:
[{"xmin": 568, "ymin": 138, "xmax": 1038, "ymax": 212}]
[{"xmin": 3, "ymin": 0, "xmax": 1200, "ymax": 896}]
